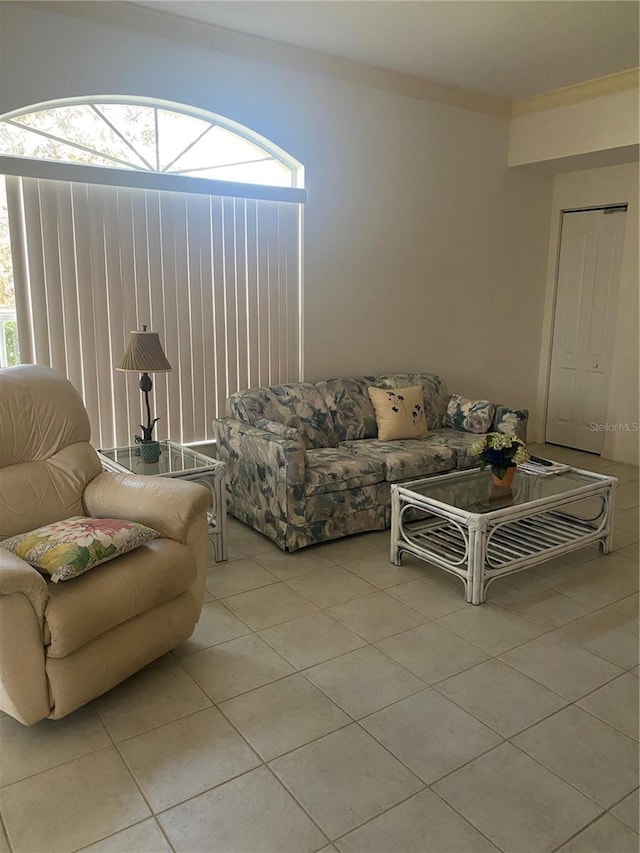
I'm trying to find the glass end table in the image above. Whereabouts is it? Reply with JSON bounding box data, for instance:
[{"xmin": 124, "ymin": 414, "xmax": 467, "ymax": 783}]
[{"xmin": 97, "ymin": 440, "xmax": 227, "ymax": 562}]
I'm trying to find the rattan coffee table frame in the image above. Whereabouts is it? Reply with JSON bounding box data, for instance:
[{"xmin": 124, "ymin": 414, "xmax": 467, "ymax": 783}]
[{"xmin": 390, "ymin": 467, "xmax": 617, "ymax": 604}]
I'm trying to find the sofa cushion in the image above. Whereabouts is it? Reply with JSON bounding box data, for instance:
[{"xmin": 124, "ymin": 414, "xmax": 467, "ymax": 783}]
[
  {"xmin": 44, "ymin": 538, "xmax": 197, "ymax": 658},
  {"xmin": 315, "ymin": 373, "xmax": 450, "ymax": 442},
  {"xmin": 339, "ymin": 438, "xmax": 455, "ymax": 482},
  {"xmin": 443, "ymin": 394, "xmax": 495, "ymax": 433},
  {"xmin": 304, "ymin": 448, "xmax": 384, "ymax": 496},
  {"xmin": 315, "ymin": 376, "xmax": 386, "ymax": 442},
  {"xmin": 427, "ymin": 428, "xmax": 483, "ymax": 469},
  {"xmin": 368, "ymin": 386, "xmax": 428, "ymax": 441},
  {"xmin": 227, "ymin": 383, "xmax": 336, "ymax": 449}
]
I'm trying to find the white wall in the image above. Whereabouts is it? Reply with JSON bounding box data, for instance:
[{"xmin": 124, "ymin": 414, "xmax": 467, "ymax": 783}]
[
  {"xmin": 533, "ymin": 162, "xmax": 639, "ymax": 465},
  {"xmin": 0, "ymin": 3, "xmax": 552, "ymax": 416}
]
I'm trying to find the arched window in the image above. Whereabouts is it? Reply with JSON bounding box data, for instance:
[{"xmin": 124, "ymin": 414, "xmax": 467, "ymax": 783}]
[
  {"xmin": 0, "ymin": 96, "xmax": 303, "ymax": 188},
  {"xmin": 0, "ymin": 98, "xmax": 305, "ymax": 446}
]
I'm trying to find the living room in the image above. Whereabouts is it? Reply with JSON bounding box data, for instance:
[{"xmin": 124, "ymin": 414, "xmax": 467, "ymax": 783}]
[{"xmin": 0, "ymin": 1, "xmax": 638, "ymax": 852}]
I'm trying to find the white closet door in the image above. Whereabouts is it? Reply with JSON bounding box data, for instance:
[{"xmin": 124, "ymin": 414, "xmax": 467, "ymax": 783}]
[{"xmin": 546, "ymin": 207, "xmax": 626, "ymax": 453}]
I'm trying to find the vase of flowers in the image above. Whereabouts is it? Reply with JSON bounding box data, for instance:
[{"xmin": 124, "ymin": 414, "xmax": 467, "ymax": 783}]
[{"xmin": 470, "ymin": 432, "xmax": 529, "ymax": 487}]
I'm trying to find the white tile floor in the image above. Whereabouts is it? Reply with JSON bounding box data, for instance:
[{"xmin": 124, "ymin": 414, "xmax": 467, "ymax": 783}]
[{"xmin": 0, "ymin": 445, "xmax": 638, "ymax": 853}]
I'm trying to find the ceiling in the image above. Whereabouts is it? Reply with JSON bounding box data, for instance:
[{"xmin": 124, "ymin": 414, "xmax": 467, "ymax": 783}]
[{"xmin": 136, "ymin": 1, "xmax": 639, "ymax": 100}]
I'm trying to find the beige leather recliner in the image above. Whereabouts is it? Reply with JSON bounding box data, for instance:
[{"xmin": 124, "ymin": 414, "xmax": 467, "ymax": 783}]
[{"xmin": 0, "ymin": 365, "xmax": 211, "ymax": 725}]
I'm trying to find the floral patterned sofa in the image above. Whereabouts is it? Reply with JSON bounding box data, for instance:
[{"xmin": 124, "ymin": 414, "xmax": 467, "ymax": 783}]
[{"xmin": 212, "ymin": 373, "xmax": 528, "ymax": 551}]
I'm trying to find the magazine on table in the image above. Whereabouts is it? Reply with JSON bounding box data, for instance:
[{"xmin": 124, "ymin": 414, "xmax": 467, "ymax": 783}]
[{"xmin": 517, "ymin": 456, "xmax": 571, "ymax": 476}]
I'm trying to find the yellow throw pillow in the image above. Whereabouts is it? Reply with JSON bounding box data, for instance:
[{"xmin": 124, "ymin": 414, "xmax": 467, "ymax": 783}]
[{"xmin": 368, "ymin": 385, "xmax": 428, "ymax": 441}]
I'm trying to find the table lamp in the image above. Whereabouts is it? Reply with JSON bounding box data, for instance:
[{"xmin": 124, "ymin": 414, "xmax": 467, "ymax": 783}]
[{"xmin": 117, "ymin": 326, "xmax": 172, "ymax": 461}]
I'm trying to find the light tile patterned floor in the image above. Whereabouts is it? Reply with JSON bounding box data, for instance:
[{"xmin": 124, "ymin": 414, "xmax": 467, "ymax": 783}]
[{"xmin": 0, "ymin": 446, "xmax": 638, "ymax": 852}]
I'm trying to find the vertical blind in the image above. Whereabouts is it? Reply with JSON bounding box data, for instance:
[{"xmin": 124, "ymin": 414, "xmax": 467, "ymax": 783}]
[{"xmin": 5, "ymin": 175, "xmax": 302, "ymax": 448}]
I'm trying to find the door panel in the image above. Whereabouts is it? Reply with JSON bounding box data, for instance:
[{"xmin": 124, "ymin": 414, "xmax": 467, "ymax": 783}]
[
  {"xmin": 579, "ymin": 367, "xmax": 604, "ymax": 426},
  {"xmin": 575, "ymin": 375, "xmax": 606, "ymax": 453},
  {"xmin": 555, "ymin": 368, "xmax": 577, "ymax": 423},
  {"xmin": 587, "ymin": 229, "xmax": 617, "ymax": 356},
  {"xmin": 547, "ymin": 367, "xmax": 577, "ymax": 447},
  {"xmin": 546, "ymin": 208, "xmax": 626, "ymax": 453},
  {"xmin": 556, "ymin": 231, "xmax": 588, "ymax": 356}
]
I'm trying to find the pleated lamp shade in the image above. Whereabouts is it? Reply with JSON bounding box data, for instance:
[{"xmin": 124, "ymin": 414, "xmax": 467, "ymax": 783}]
[{"xmin": 117, "ymin": 330, "xmax": 172, "ymax": 373}]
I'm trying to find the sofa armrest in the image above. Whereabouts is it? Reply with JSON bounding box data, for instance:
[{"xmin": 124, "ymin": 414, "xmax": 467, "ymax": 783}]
[
  {"xmin": 212, "ymin": 418, "xmax": 306, "ymax": 546},
  {"xmin": 0, "ymin": 548, "xmax": 50, "ymax": 724},
  {"xmin": 443, "ymin": 393, "xmax": 495, "ymax": 434},
  {"xmin": 83, "ymin": 472, "xmax": 211, "ymax": 544},
  {"xmin": 492, "ymin": 405, "xmax": 529, "ymax": 441},
  {"xmin": 253, "ymin": 418, "xmax": 302, "ymax": 442},
  {"xmin": 213, "ymin": 419, "xmax": 306, "ymax": 483}
]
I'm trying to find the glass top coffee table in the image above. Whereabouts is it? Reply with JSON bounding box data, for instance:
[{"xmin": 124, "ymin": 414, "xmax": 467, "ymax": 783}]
[{"xmin": 390, "ymin": 467, "xmax": 617, "ymax": 604}]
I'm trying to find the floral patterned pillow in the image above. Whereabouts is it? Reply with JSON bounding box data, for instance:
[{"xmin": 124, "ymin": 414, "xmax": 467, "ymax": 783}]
[
  {"xmin": 493, "ymin": 406, "xmax": 528, "ymax": 440},
  {"xmin": 368, "ymin": 385, "xmax": 428, "ymax": 441},
  {"xmin": 1, "ymin": 517, "xmax": 160, "ymax": 583},
  {"xmin": 443, "ymin": 394, "xmax": 495, "ymax": 434}
]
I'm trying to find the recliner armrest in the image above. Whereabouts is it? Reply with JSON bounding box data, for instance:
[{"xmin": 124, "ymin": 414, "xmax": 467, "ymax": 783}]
[
  {"xmin": 83, "ymin": 472, "xmax": 211, "ymax": 544},
  {"xmin": 0, "ymin": 548, "xmax": 50, "ymax": 725},
  {"xmin": 0, "ymin": 547, "xmax": 48, "ymax": 623}
]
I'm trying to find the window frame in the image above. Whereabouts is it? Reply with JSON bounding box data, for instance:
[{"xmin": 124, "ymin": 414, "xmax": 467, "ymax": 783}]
[{"xmin": 0, "ymin": 95, "xmax": 306, "ymax": 203}]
